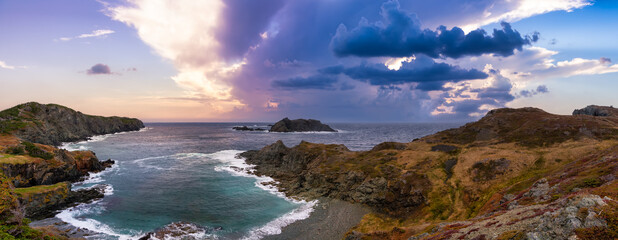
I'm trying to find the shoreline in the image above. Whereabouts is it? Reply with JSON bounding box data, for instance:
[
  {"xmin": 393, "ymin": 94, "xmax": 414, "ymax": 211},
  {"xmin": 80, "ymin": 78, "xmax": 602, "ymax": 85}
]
[{"xmin": 263, "ymin": 198, "xmax": 369, "ymax": 240}]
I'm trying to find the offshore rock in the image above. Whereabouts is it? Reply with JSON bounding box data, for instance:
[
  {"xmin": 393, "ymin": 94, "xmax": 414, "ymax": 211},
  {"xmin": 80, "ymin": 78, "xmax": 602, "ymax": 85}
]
[
  {"xmin": 138, "ymin": 222, "xmax": 217, "ymax": 240},
  {"xmin": 269, "ymin": 117, "xmax": 336, "ymax": 132}
]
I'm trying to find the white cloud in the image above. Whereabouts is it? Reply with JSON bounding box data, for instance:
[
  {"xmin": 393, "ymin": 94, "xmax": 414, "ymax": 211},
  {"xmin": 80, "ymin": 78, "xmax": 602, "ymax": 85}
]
[
  {"xmin": 461, "ymin": 0, "xmax": 591, "ymax": 32},
  {"xmin": 59, "ymin": 29, "xmax": 115, "ymax": 41},
  {"xmin": 0, "ymin": 60, "xmax": 26, "ymax": 70},
  {"xmin": 0, "ymin": 61, "xmax": 15, "ymax": 70},
  {"xmin": 443, "ymin": 47, "xmax": 618, "ymax": 83},
  {"xmin": 107, "ymin": 0, "xmax": 245, "ymax": 113}
]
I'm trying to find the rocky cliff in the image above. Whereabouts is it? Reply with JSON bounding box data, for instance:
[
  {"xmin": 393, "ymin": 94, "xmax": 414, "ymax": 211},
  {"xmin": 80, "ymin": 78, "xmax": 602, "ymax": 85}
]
[
  {"xmin": 0, "ymin": 102, "xmax": 136, "ymax": 239},
  {"xmin": 269, "ymin": 118, "xmax": 337, "ymax": 132},
  {"xmin": 0, "ymin": 102, "xmax": 144, "ymax": 146},
  {"xmin": 241, "ymin": 106, "xmax": 618, "ymax": 239}
]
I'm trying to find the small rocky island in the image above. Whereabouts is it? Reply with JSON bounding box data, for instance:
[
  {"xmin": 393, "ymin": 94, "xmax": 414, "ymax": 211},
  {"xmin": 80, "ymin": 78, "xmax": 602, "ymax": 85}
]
[
  {"xmin": 232, "ymin": 117, "xmax": 337, "ymax": 132},
  {"xmin": 269, "ymin": 117, "xmax": 336, "ymax": 132}
]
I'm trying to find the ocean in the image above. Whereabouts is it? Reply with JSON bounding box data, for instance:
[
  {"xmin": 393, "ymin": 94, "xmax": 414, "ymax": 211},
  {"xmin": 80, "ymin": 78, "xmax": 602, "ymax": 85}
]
[{"xmin": 50, "ymin": 122, "xmax": 461, "ymax": 239}]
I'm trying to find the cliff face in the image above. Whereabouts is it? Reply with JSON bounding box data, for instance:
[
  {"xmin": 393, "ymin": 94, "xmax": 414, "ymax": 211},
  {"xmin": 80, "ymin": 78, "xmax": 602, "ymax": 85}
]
[
  {"xmin": 0, "ymin": 102, "xmax": 144, "ymax": 146},
  {"xmin": 242, "ymin": 106, "xmax": 618, "ymax": 239},
  {"xmin": 0, "ymin": 102, "xmax": 133, "ymax": 238},
  {"xmin": 1, "ymin": 146, "xmax": 110, "ymax": 188},
  {"xmin": 269, "ymin": 118, "xmax": 337, "ymax": 132}
]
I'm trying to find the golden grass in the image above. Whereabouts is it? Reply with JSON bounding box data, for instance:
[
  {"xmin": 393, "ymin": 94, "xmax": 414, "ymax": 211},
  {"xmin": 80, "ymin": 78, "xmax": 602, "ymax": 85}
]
[
  {"xmin": 0, "ymin": 154, "xmax": 40, "ymax": 164},
  {"xmin": 13, "ymin": 182, "xmax": 68, "ymax": 197}
]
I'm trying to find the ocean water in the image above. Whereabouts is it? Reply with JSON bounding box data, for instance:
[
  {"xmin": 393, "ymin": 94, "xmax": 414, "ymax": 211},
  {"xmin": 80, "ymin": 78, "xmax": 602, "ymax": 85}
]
[{"xmin": 55, "ymin": 122, "xmax": 461, "ymax": 239}]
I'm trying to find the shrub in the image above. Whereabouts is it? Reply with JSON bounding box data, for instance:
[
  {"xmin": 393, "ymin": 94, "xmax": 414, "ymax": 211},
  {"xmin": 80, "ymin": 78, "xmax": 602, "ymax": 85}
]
[{"xmin": 21, "ymin": 142, "xmax": 54, "ymax": 160}]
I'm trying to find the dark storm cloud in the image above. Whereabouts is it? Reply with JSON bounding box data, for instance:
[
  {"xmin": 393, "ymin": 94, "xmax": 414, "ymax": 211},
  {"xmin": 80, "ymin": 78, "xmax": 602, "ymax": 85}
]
[
  {"xmin": 331, "ymin": 0, "xmax": 538, "ymax": 59},
  {"xmin": 271, "ymin": 75, "xmax": 339, "ymax": 90},
  {"xmin": 322, "ymin": 61, "xmax": 488, "ymax": 86},
  {"xmin": 86, "ymin": 63, "xmax": 111, "ymax": 75}
]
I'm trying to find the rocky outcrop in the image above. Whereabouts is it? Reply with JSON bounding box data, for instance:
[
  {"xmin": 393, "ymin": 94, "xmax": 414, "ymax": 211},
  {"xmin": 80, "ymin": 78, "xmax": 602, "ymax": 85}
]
[
  {"xmin": 232, "ymin": 126, "xmax": 266, "ymax": 131},
  {"xmin": 0, "ymin": 102, "xmax": 144, "ymax": 146},
  {"xmin": 572, "ymin": 105, "xmax": 618, "ymax": 117},
  {"xmin": 269, "ymin": 118, "xmax": 336, "ymax": 132},
  {"xmin": 138, "ymin": 222, "xmax": 221, "ymax": 240},
  {"xmin": 240, "ymin": 141, "xmax": 429, "ymax": 215},
  {"xmin": 16, "ymin": 183, "xmax": 106, "ymax": 220},
  {"xmin": 1, "ymin": 148, "xmax": 110, "ymax": 188}
]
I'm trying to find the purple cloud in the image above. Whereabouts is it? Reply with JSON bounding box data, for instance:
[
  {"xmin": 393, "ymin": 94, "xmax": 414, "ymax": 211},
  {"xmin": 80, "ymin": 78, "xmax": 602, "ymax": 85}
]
[{"xmin": 87, "ymin": 64, "xmax": 112, "ymax": 75}]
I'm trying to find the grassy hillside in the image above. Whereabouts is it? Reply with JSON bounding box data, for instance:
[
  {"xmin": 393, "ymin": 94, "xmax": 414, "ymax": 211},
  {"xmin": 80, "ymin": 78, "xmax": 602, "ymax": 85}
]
[{"xmin": 243, "ymin": 106, "xmax": 618, "ymax": 239}]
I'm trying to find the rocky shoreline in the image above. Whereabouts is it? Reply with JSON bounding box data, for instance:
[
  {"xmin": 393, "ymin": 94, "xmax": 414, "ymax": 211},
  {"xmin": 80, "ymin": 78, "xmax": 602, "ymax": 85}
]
[
  {"xmin": 0, "ymin": 102, "xmax": 144, "ymax": 239},
  {"xmin": 241, "ymin": 105, "xmax": 618, "ymax": 239}
]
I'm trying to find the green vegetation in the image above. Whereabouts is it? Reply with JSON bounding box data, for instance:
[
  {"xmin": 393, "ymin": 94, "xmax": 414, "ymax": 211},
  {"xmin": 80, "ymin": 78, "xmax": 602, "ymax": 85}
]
[
  {"xmin": 13, "ymin": 182, "xmax": 68, "ymax": 196},
  {"xmin": 21, "ymin": 142, "xmax": 54, "ymax": 160}
]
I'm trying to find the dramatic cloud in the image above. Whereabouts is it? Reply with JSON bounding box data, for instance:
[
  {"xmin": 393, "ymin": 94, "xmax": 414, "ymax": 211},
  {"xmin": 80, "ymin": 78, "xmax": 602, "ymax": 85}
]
[
  {"xmin": 87, "ymin": 63, "xmax": 112, "ymax": 75},
  {"xmin": 59, "ymin": 29, "xmax": 114, "ymax": 41},
  {"xmin": 331, "ymin": 1, "xmax": 538, "ymax": 59},
  {"xmin": 105, "ymin": 0, "xmax": 608, "ymax": 121},
  {"xmin": 272, "ymin": 75, "xmax": 338, "ymax": 90},
  {"xmin": 108, "ymin": 0, "xmax": 247, "ymax": 113},
  {"xmin": 322, "ymin": 61, "xmax": 488, "ymax": 86}
]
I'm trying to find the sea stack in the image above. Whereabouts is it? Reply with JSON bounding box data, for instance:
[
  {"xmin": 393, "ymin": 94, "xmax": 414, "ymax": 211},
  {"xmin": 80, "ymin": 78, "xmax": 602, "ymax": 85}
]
[{"xmin": 269, "ymin": 118, "xmax": 337, "ymax": 132}]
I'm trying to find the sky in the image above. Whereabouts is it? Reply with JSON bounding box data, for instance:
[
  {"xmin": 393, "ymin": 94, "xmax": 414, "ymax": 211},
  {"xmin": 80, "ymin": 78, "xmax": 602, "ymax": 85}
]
[{"xmin": 0, "ymin": 0, "xmax": 617, "ymax": 122}]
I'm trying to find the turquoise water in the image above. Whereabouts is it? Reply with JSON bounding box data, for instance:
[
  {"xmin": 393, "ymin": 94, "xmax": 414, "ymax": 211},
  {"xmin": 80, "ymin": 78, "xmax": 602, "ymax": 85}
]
[{"xmin": 56, "ymin": 122, "xmax": 461, "ymax": 239}]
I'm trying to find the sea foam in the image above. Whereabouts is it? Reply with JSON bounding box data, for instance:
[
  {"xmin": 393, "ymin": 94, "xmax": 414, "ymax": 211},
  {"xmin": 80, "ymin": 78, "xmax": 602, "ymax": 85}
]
[{"xmin": 209, "ymin": 149, "xmax": 318, "ymax": 239}]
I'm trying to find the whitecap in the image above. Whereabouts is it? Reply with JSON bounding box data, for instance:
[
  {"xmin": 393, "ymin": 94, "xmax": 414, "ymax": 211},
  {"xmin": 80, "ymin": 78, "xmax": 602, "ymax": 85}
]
[
  {"xmin": 242, "ymin": 200, "xmax": 317, "ymax": 240},
  {"xmin": 56, "ymin": 201, "xmax": 137, "ymax": 240},
  {"xmin": 208, "ymin": 149, "xmax": 319, "ymax": 239}
]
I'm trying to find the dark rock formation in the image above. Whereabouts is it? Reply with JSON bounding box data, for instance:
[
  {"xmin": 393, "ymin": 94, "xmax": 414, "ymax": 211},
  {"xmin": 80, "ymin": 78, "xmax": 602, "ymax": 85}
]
[
  {"xmin": 572, "ymin": 105, "xmax": 617, "ymax": 117},
  {"xmin": 240, "ymin": 141, "xmax": 428, "ymax": 215},
  {"xmin": 0, "ymin": 102, "xmax": 144, "ymax": 146},
  {"xmin": 269, "ymin": 118, "xmax": 336, "ymax": 132},
  {"xmin": 138, "ymin": 222, "xmax": 218, "ymax": 240},
  {"xmin": 18, "ymin": 183, "xmax": 106, "ymax": 220},
  {"xmin": 232, "ymin": 126, "xmax": 266, "ymax": 131},
  {"xmin": 1, "ymin": 149, "xmax": 111, "ymax": 188}
]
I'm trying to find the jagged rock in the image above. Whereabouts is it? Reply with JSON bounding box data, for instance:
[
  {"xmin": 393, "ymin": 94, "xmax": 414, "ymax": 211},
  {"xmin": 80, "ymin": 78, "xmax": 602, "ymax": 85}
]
[
  {"xmin": 269, "ymin": 117, "xmax": 336, "ymax": 132},
  {"xmin": 523, "ymin": 178, "xmax": 551, "ymax": 201},
  {"xmin": 138, "ymin": 222, "xmax": 216, "ymax": 240},
  {"xmin": 18, "ymin": 183, "xmax": 106, "ymax": 220},
  {"xmin": 572, "ymin": 105, "xmax": 617, "ymax": 117},
  {"xmin": 241, "ymin": 141, "xmax": 428, "ymax": 215},
  {"xmin": 1, "ymin": 149, "xmax": 113, "ymax": 188},
  {"xmin": 232, "ymin": 126, "xmax": 266, "ymax": 131}
]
